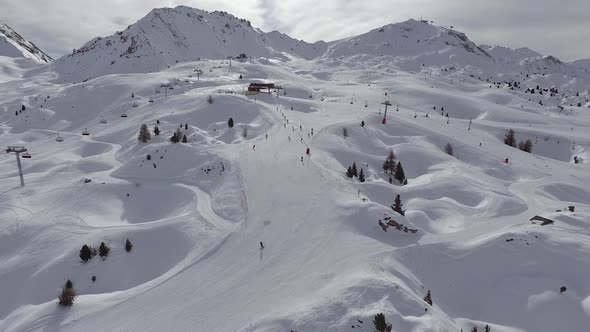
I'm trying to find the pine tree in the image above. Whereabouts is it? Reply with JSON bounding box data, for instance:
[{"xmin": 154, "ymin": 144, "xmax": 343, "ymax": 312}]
[
  {"xmin": 154, "ymin": 126, "xmax": 160, "ymax": 136},
  {"xmin": 228, "ymin": 117, "xmax": 234, "ymax": 128},
  {"xmin": 138, "ymin": 124, "xmax": 151, "ymax": 143},
  {"xmin": 352, "ymin": 162, "xmax": 358, "ymax": 177},
  {"xmin": 182, "ymin": 135, "xmax": 188, "ymax": 143},
  {"xmin": 373, "ymin": 313, "xmax": 392, "ymax": 332},
  {"xmin": 170, "ymin": 132, "xmax": 179, "ymax": 143},
  {"xmin": 79, "ymin": 244, "xmax": 92, "ymax": 262},
  {"xmin": 184, "ymin": 123, "xmax": 188, "ymax": 130},
  {"xmin": 423, "ymin": 290, "xmax": 433, "ymax": 305},
  {"xmin": 58, "ymin": 279, "xmax": 76, "ymax": 307},
  {"xmin": 346, "ymin": 166, "xmax": 354, "ymax": 178},
  {"xmin": 504, "ymin": 129, "xmax": 516, "ymax": 147},
  {"xmin": 359, "ymin": 168, "xmax": 365, "ymax": 182},
  {"xmin": 523, "ymin": 139, "xmax": 533, "ymax": 153},
  {"xmin": 343, "ymin": 127, "xmax": 348, "ymax": 138},
  {"xmin": 98, "ymin": 242, "xmax": 110, "ymax": 259},
  {"xmin": 392, "ymin": 194, "xmax": 405, "ymax": 216},
  {"xmin": 125, "ymin": 238, "xmax": 133, "ymax": 252},
  {"xmin": 445, "ymin": 143, "xmax": 454, "ymax": 156},
  {"xmin": 484, "ymin": 325, "xmax": 491, "ymax": 332},
  {"xmin": 395, "ymin": 162, "xmax": 406, "ymax": 184},
  {"xmin": 131, "ymin": 93, "xmax": 135, "ymax": 98},
  {"xmin": 382, "ymin": 150, "xmax": 396, "ymax": 176}
]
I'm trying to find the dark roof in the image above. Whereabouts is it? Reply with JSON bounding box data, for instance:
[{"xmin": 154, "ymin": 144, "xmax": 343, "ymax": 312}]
[
  {"xmin": 249, "ymin": 83, "xmax": 275, "ymax": 88},
  {"xmin": 530, "ymin": 215, "xmax": 554, "ymax": 225}
]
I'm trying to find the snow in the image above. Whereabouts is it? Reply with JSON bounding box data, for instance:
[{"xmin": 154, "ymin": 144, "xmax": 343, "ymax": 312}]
[
  {"xmin": 0, "ymin": 22, "xmax": 52, "ymax": 64},
  {"xmin": 1, "ymin": 6, "xmax": 590, "ymax": 332}
]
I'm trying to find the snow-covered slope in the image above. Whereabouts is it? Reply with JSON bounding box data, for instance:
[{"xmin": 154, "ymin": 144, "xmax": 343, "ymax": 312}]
[
  {"xmin": 2, "ymin": 7, "xmax": 590, "ymax": 332},
  {"xmin": 0, "ymin": 22, "xmax": 52, "ymax": 63},
  {"xmin": 480, "ymin": 45, "xmax": 541, "ymax": 64},
  {"xmin": 324, "ymin": 19, "xmax": 492, "ymax": 71},
  {"xmin": 51, "ymin": 6, "xmax": 326, "ymax": 83}
]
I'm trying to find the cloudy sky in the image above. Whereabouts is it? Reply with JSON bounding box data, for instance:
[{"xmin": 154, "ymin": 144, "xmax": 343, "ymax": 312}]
[{"xmin": 1, "ymin": 0, "xmax": 588, "ymax": 61}]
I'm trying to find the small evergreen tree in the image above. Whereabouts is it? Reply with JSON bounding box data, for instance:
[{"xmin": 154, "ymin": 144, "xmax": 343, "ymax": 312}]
[
  {"xmin": 79, "ymin": 245, "xmax": 92, "ymax": 262},
  {"xmin": 98, "ymin": 242, "xmax": 110, "ymax": 259},
  {"xmin": 182, "ymin": 135, "xmax": 188, "ymax": 143},
  {"xmin": 125, "ymin": 238, "xmax": 133, "ymax": 252},
  {"xmin": 359, "ymin": 168, "xmax": 365, "ymax": 182},
  {"xmin": 445, "ymin": 143, "xmax": 454, "ymax": 156},
  {"xmin": 58, "ymin": 279, "xmax": 76, "ymax": 307},
  {"xmin": 395, "ymin": 162, "xmax": 406, "ymax": 184},
  {"xmin": 484, "ymin": 325, "xmax": 491, "ymax": 332},
  {"xmin": 184, "ymin": 123, "xmax": 188, "ymax": 130},
  {"xmin": 424, "ymin": 290, "xmax": 433, "ymax": 305},
  {"xmin": 342, "ymin": 127, "xmax": 348, "ymax": 138},
  {"xmin": 372, "ymin": 313, "xmax": 392, "ymax": 332},
  {"xmin": 523, "ymin": 139, "xmax": 533, "ymax": 153},
  {"xmin": 228, "ymin": 117, "xmax": 234, "ymax": 128},
  {"xmin": 154, "ymin": 126, "xmax": 160, "ymax": 136},
  {"xmin": 21, "ymin": 105, "xmax": 25, "ymax": 111},
  {"xmin": 504, "ymin": 129, "xmax": 516, "ymax": 147},
  {"xmin": 131, "ymin": 93, "xmax": 135, "ymax": 98},
  {"xmin": 170, "ymin": 132, "xmax": 179, "ymax": 143},
  {"xmin": 346, "ymin": 166, "xmax": 354, "ymax": 178},
  {"xmin": 138, "ymin": 124, "xmax": 151, "ymax": 143},
  {"xmin": 392, "ymin": 194, "xmax": 405, "ymax": 216},
  {"xmin": 382, "ymin": 150, "xmax": 397, "ymax": 176},
  {"xmin": 352, "ymin": 162, "xmax": 358, "ymax": 177}
]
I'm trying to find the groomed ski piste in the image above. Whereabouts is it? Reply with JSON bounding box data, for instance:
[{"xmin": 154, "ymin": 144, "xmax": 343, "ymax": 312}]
[{"xmin": 1, "ymin": 7, "xmax": 590, "ymax": 332}]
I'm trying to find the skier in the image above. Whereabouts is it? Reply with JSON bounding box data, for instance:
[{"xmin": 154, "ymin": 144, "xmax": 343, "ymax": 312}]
[
  {"xmin": 260, "ymin": 241, "xmax": 264, "ymax": 249},
  {"xmin": 504, "ymin": 158, "xmax": 509, "ymax": 164},
  {"xmin": 306, "ymin": 148, "xmax": 310, "ymax": 155},
  {"xmin": 361, "ymin": 120, "xmax": 365, "ymax": 127},
  {"xmin": 266, "ymin": 133, "xmax": 268, "ymax": 139},
  {"xmin": 301, "ymin": 156, "xmax": 304, "ymax": 164},
  {"xmin": 253, "ymin": 145, "xmax": 256, "ymax": 151}
]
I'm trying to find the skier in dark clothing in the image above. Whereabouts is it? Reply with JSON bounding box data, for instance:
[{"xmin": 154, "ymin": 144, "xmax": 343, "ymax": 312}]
[{"xmin": 260, "ymin": 241, "xmax": 264, "ymax": 249}]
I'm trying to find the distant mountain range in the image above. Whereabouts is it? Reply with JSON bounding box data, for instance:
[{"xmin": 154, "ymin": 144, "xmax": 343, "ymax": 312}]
[{"xmin": 1, "ymin": 6, "xmax": 589, "ymax": 82}]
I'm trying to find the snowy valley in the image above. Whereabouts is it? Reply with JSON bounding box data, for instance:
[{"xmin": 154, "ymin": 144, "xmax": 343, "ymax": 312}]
[{"xmin": 1, "ymin": 6, "xmax": 590, "ymax": 332}]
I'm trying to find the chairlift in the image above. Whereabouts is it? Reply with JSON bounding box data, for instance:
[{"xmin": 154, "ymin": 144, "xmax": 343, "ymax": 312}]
[
  {"xmin": 21, "ymin": 153, "xmax": 32, "ymax": 159},
  {"xmin": 82, "ymin": 128, "xmax": 90, "ymax": 135},
  {"xmin": 100, "ymin": 117, "xmax": 107, "ymax": 124},
  {"xmin": 121, "ymin": 113, "xmax": 128, "ymax": 118},
  {"xmin": 56, "ymin": 135, "xmax": 64, "ymax": 142}
]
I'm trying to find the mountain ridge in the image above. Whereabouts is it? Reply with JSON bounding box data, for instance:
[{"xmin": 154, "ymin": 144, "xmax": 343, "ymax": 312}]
[{"xmin": 0, "ymin": 21, "xmax": 52, "ymax": 63}]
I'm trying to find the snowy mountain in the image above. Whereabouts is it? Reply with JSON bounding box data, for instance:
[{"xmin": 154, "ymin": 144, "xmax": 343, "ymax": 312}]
[
  {"xmin": 51, "ymin": 6, "xmax": 325, "ymax": 83},
  {"xmin": 0, "ymin": 21, "xmax": 52, "ymax": 63},
  {"xmin": 324, "ymin": 19, "xmax": 493, "ymax": 70},
  {"xmin": 2, "ymin": 6, "xmax": 590, "ymax": 332},
  {"xmin": 480, "ymin": 45, "xmax": 541, "ymax": 64}
]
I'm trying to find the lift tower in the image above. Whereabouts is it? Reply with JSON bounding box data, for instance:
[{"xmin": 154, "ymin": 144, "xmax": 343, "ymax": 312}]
[{"xmin": 6, "ymin": 146, "xmax": 27, "ymax": 187}]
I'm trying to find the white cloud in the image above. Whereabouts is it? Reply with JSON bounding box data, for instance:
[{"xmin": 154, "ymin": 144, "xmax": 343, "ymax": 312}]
[{"xmin": 0, "ymin": 0, "xmax": 588, "ymax": 60}]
